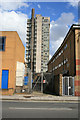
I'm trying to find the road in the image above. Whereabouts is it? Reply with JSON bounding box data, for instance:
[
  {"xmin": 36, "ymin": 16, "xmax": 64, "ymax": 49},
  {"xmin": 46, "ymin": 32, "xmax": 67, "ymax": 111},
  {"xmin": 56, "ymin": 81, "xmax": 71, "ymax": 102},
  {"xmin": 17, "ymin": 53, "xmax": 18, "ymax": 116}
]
[{"xmin": 2, "ymin": 101, "xmax": 79, "ymax": 118}]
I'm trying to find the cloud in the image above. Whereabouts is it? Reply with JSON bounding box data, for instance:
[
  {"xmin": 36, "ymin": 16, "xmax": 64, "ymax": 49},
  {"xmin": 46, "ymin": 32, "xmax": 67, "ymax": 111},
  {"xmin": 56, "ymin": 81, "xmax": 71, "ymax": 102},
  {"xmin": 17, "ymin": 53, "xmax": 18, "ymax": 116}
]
[
  {"xmin": 37, "ymin": 4, "xmax": 41, "ymax": 9},
  {"xmin": 0, "ymin": 0, "xmax": 29, "ymax": 11},
  {"xmin": 66, "ymin": 0, "xmax": 79, "ymax": 7},
  {"xmin": 0, "ymin": 10, "xmax": 28, "ymax": 44},
  {"xmin": 0, "ymin": 1, "xmax": 77, "ymax": 59},
  {"xmin": 0, "ymin": 1, "xmax": 29, "ymax": 46},
  {"xmin": 50, "ymin": 12, "xmax": 75, "ymax": 56}
]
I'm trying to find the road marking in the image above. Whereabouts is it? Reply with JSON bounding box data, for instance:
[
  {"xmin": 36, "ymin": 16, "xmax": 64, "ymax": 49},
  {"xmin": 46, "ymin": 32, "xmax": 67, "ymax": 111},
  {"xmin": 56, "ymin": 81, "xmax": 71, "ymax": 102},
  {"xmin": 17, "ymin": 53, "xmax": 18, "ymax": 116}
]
[{"xmin": 9, "ymin": 107, "xmax": 72, "ymax": 111}]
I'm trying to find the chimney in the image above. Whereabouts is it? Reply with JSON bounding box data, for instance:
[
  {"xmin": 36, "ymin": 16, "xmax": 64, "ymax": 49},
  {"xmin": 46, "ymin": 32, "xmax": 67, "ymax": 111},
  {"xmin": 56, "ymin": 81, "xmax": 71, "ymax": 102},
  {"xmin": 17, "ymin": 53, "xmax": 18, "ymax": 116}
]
[{"xmin": 31, "ymin": 8, "xmax": 35, "ymax": 19}]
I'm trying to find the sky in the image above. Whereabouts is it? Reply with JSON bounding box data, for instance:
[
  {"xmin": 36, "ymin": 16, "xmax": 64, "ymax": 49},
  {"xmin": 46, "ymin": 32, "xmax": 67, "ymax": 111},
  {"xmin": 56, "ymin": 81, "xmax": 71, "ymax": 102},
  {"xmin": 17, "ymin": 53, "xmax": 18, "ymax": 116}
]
[{"xmin": 0, "ymin": 0, "xmax": 79, "ymax": 60}]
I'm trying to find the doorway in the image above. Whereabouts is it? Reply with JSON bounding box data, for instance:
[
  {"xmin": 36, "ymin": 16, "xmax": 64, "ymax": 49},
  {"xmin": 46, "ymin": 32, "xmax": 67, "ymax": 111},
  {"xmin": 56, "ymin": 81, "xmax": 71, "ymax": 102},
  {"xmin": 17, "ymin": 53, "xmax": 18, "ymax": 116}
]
[
  {"xmin": 62, "ymin": 76, "xmax": 74, "ymax": 96},
  {"xmin": 1, "ymin": 70, "xmax": 9, "ymax": 89}
]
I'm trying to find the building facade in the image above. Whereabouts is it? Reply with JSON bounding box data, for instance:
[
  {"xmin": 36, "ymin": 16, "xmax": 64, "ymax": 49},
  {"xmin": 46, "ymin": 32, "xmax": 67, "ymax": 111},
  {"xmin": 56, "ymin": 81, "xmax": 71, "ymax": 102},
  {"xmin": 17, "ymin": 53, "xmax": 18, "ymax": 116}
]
[
  {"xmin": 48, "ymin": 24, "xmax": 80, "ymax": 96},
  {"xmin": 0, "ymin": 31, "xmax": 25, "ymax": 95},
  {"xmin": 26, "ymin": 9, "xmax": 50, "ymax": 73}
]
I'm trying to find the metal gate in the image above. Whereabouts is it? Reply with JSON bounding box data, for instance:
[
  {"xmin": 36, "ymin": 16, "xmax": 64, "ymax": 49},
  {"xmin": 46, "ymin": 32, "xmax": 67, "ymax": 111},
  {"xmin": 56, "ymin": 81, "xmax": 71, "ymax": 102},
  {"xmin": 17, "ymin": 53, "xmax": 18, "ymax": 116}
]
[{"xmin": 62, "ymin": 76, "xmax": 74, "ymax": 96}]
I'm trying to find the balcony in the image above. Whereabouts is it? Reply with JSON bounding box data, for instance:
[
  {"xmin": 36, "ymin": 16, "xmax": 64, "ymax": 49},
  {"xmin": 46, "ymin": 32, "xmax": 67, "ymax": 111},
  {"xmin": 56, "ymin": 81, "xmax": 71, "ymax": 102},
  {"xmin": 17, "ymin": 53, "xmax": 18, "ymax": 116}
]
[
  {"xmin": 27, "ymin": 19, "xmax": 31, "ymax": 22},
  {"xmin": 26, "ymin": 40, "xmax": 30, "ymax": 44},
  {"xmin": 26, "ymin": 44, "xmax": 29, "ymax": 47},
  {"xmin": 27, "ymin": 25, "xmax": 31, "ymax": 28}
]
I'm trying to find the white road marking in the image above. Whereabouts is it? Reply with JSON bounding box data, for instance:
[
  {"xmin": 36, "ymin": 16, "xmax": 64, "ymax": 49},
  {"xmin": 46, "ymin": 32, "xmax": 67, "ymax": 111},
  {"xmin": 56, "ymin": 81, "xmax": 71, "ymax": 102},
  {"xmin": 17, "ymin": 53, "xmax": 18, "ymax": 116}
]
[{"xmin": 9, "ymin": 107, "xmax": 72, "ymax": 111}]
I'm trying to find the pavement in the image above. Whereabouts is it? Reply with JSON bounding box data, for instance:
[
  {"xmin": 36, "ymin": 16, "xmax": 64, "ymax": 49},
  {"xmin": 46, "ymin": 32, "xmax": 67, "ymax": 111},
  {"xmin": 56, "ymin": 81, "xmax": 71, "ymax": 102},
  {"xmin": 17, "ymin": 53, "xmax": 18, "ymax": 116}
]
[{"xmin": 0, "ymin": 92, "xmax": 80, "ymax": 102}]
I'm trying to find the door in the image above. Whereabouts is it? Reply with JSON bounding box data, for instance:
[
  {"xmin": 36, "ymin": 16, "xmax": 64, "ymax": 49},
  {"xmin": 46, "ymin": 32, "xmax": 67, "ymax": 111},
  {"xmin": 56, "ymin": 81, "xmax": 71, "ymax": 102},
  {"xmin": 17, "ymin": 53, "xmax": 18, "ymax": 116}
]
[
  {"xmin": 65, "ymin": 77, "xmax": 68, "ymax": 95},
  {"xmin": 69, "ymin": 77, "xmax": 74, "ymax": 95},
  {"xmin": 62, "ymin": 76, "xmax": 74, "ymax": 96},
  {"xmin": 1, "ymin": 70, "xmax": 9, "ymax": 89}
]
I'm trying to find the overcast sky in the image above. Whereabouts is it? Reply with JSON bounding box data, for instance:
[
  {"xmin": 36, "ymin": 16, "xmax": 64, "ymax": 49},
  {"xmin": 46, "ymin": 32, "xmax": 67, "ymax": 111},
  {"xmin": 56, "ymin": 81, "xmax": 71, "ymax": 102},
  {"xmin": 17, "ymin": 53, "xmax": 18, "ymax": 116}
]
[{"xmin": 0, "ymin": 0, "xmax": 79, "ymax": 59}]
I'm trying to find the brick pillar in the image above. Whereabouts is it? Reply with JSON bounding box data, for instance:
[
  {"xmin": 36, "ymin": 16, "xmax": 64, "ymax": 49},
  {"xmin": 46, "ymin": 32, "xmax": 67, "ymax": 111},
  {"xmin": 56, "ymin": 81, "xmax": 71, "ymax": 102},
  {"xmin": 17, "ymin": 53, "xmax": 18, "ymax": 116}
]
[
  {"xmin": 75, "ymin": 59, "xmax": 80, "ymax": 96},
  {"xmin": 75, "ymin": 30, "xmax": 80, "ymax": 96},
  {"xmin": 59, "ymin": 74, "xmax": 63, "ymax": 96}
]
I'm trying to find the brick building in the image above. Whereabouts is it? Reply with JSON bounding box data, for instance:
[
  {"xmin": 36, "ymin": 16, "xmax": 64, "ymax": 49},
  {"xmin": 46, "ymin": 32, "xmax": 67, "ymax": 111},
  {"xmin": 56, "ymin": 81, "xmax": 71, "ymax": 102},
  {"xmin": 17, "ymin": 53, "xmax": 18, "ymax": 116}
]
[
  {"xmin": 0, "ymin": 31, "xmax": 25, "ymax": 95},
  {"xmin": 48, "ymin": 24, "xmax": 80, "ymax": 96}
]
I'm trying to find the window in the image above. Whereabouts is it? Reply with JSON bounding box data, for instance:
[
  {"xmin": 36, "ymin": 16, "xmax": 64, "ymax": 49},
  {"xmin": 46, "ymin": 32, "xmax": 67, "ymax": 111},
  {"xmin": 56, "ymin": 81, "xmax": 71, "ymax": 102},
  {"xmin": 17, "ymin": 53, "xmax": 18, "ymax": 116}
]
[
  {"xmin": 53, "ymin": 68, "xmax": 54, "ymax": 71},
  {"xmin": 59, "ymin": 52, "xmax": 61, "ymax": 56},
  {"xmin": 56, "ymin": 56, "xmax": 58, "ymax": 59},
  {"xmin": 0, "ymin": 37, "xmax": 6, "ymax": 51},
  {"xmin": 55, "ymin": 66, "xmax": 57, "ymax": 70},
  {"xmin": 64, "ymin": 44, "xmax": 67, "ymax": 50},
  {"xmin": 53, "ymin": 58, "xmax": 55, "ymax": 63},
  {"xmin": 59, "ymin": 64, "xmax": 61, "ymax": 67},
  {"xmin": 61, "ymin": 62, "xmax": 63, "ymax": 65},
  {"xmin": 61, "ymin": 50, "xmax": 63, "ymax": 54},
  {"xmin": 44, "ymin": 19, "xmax": 49, "ymax": 22},
  {"xmin": 64, "ymin": 60, "xmax": 66, "ymax": 64}
]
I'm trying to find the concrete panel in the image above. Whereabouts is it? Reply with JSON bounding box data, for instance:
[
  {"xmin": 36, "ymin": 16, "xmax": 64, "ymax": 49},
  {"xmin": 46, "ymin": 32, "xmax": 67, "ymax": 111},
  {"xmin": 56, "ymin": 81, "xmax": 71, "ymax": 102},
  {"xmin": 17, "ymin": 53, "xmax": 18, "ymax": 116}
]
[{"xmin": 36, "ymin": 15, "xmax": 42, "ymax": 73}]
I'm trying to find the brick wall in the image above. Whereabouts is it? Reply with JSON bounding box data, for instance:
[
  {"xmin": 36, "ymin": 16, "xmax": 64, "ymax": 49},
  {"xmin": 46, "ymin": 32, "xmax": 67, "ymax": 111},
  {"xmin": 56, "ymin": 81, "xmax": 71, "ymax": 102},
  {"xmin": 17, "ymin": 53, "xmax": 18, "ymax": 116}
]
[
  {"xmin": 0, "ymin": 31, "xmax": 25, "ymax": 95},
  {"xmin": 48, "ymin": 29, "xmax": 75, "ymax": 77}
]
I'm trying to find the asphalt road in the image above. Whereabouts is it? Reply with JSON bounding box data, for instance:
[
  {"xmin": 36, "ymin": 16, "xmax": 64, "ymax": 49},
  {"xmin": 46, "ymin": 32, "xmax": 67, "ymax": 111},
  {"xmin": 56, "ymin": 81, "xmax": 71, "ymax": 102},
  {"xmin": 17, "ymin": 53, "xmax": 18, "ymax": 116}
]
[{"xmin": 1, "ymin": 101, "xmax": 79, "ymax": 118}]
